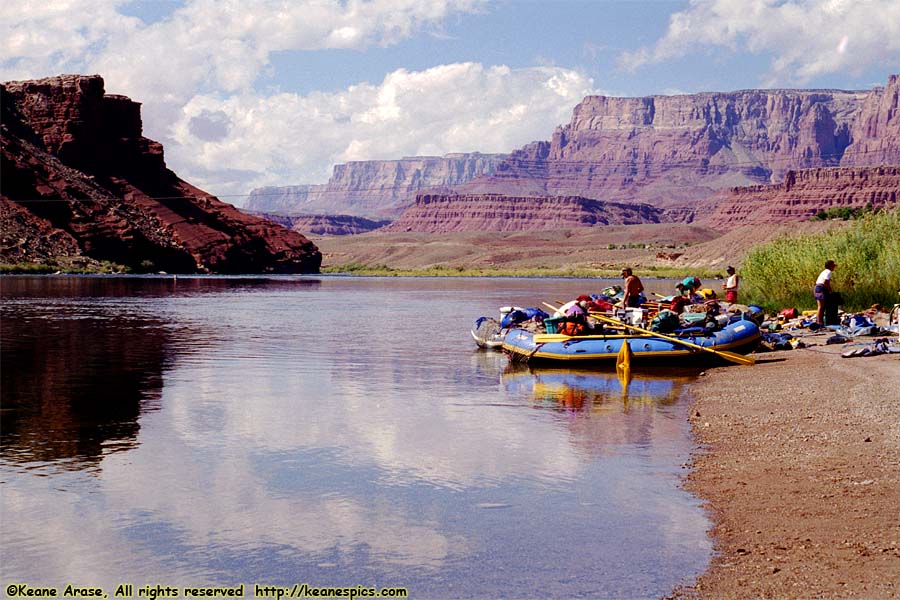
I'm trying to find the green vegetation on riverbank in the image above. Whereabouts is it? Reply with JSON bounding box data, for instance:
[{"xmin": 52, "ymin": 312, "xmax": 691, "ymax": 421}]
[
  {"xmin": 0, "ymin": 260, "xmax": 129, "ymax": 274},
  {"xmin": 741, "ymin": 209, "xmax": 900, "ymax": 311},
  {"xmin": 322, "ymin": 263, "xmax": 723, "ymax": 280}
]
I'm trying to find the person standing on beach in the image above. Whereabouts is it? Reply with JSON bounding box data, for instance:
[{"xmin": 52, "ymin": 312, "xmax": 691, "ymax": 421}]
[
  {"xmin": 815, "ymin": 260, "xmax": 836, "ymax": 325},
  {"xmin": 621, "ymin": 267, "xmax": 644, "ymax": 308},
  {"xmin": 723, "ymin": 266, "xmax": 739, "ymax": 303}
]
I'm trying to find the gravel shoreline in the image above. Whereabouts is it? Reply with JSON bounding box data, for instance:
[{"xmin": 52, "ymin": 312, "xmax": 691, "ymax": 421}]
[{"xmin": 673, "ymin": 336, "xmax": 900, "ymax": 599}]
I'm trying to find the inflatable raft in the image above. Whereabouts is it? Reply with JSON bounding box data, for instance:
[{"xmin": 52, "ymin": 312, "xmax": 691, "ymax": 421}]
[{"xmin": 502, "ymin": 319, "xmax": 761, "ymax": 365}]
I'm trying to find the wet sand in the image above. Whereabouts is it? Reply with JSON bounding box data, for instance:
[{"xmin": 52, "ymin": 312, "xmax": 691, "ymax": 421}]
[{"xmin": 674, "ymin": 336, "xmax": 900, "ymax": 599}]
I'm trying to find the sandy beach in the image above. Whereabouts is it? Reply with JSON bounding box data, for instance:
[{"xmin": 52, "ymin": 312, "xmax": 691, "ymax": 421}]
[{"xmin": 673, "ymin": 335, "xmax": 900, "ymax": 598}]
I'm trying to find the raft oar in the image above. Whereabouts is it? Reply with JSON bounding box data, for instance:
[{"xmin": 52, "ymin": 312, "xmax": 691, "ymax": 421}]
[
  {"xmin": 532, "ymin": 332, "xmax": 650, "ymax": 343},
  {"xmin": 591, "ymin": 313, "xmax": 756, "ymax": 366},
  {"xmin": 542, "ymin": 301, "xmax": 564, "ymax": 314}
]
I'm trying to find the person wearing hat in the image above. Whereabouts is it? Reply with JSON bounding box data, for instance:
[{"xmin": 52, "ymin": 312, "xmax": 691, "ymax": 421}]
[
  {"xmin": 722, "ymin": 266, "xmax": 739, "ymax": 303},
  {"xmin": 621, "ymin": 267, "xmax": 644, "ymax": 308},
  {"xmin": 814, "ymin": 260, "xmax": 836, "ymax": 326}
]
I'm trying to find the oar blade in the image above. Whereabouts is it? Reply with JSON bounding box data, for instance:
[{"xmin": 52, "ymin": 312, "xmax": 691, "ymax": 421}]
[
  {"xmin": 533, "ymin": 333, "xmax": 571, "ymax": 343},
  {"xmin": 616, "ymin": 339, "xmax": 632, "ymax": 372},
  {"xmin": 717, "ymin": 350, "xmax": 756, "ymax": 365},
  {"xmin": 542, "ymin": 301, "xmax": 563, "ymax": 313}
]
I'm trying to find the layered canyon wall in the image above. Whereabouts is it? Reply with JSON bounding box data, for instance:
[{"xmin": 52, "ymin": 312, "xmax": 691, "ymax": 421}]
[
  {"xmin": 841, "ymin": 75, "xmax": 900, "ymax": 167},
  {"xmin": 252, "ymin": 76, "xmax": 898, "ymax": 228},
  {"xmin": 1, "ymin": 75, "xmax": 321, "ymax": 273},
  {"xmin": 246, "ymin": 153, "xmax": 506, "ymax": 218},
  {"xmin": 462, "ymin": 83, "xmax": 897, "ymax": 208},
  {"xmin": 243, "ymin": 211, "xmax": 390, "ymax": 236},
  {"xmin": 704, "ymin": 166, "xmax": 900, "ymax": 230},
  {"xmin": 382, "ymin": 193, "xmax": 662, "ymax": 233}
]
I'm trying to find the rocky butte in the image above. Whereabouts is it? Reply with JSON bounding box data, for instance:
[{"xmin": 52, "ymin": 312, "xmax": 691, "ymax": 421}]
[
  {"xmin": 703, "ymin": 76, "xmax": 900, "ymax": 229},
  {"xmin": 1, "ymin": 74, "xmax": 321, "ymax": 273},
  {"xmin": 246, "ymin": 153, "xmax": 506, "ymax": 219}
]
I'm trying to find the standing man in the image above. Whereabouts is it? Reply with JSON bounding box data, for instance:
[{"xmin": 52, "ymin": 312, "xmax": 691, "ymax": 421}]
[
  {"xmin": 723, "ymin": 266, "xmax": 739, "ymax": 303},
  {"xmin": 621, "ymin": 267, "xmax": 644, "ymax": 308},
  {"xmin": 814, "ymin": 260, "xmax": 836, "ymax": 326}
]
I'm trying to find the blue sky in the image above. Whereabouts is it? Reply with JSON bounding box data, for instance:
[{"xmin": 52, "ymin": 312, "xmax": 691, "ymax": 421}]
[{"xmin": 3, "ymin": 0, "xmax": 899, "ymax": 203}]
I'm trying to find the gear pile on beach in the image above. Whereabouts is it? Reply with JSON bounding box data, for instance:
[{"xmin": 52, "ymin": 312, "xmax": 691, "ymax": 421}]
[
  {"xmin": 472, "ymin": 283, "xmax": 900, "ymax": 361},
  {"xmin": 754, "ymin": 304, "xmax": 900, "ymax": 356}
]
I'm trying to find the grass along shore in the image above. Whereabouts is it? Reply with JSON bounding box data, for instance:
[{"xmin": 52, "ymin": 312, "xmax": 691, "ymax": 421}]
[
  {"xmin": 0, "ymin": 260, "xmax": 128, "ymax": 274},
  {"xmin": 320, "ymin": 263, "xmax": 725, "ymax": 280},
  {"xmin": 740, "ymin": 209, "xmax": 900, "ymax": 312}
]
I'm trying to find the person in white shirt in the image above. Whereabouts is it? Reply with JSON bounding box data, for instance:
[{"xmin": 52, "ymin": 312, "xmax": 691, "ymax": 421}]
[
  {"xmin": 814, "ymin": 260, "xmax": 836, "ymax": 326},
  {"xmin": 722, "ymin": 266, "xmax": 739, "ymax": 303}
]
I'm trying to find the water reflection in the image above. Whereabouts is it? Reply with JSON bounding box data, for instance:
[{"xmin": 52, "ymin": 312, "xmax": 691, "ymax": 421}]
[
  {"xmin": 502, "ymin": 363, "xmax": 697, "ymax": 410},
  {"xmin": 0, "ymin": 275, "xmax": 322, "ymax": 472},
  {"xmin": 0, "ymin": 307, "xmax": 167, "ymax": 471},
  {"xmin": 499, "ymin": 364, "xmax": 700, "ymax": 458},
  {"xmin": 0, "ymin": 276, "xmax": 711, "ymax": 598},
  {"xmin": 0, "ymin": 274, "xmax": 321, "ymax": 299}
]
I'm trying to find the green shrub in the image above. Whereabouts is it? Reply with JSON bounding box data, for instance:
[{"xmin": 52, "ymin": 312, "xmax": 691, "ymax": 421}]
[
  {"xmin": 0, "ymin": 263, "xmax": 58, "ymax": 274},
  {"xmin": 813, "ymin": 203, "xmax": 878, "ymax": 221},
  {"xmin": 742, "ymin": 209, "xmax": 900, "ymax": 311}
]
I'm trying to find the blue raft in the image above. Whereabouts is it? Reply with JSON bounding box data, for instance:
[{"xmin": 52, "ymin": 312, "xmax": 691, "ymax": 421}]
[{"xmin": 502, "ymin": 319, "xmax": 761, "ymax": 364}]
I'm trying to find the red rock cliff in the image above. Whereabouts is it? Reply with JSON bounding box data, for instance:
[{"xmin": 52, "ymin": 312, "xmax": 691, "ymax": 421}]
[
  {"xmin": 246, "ymin": 77, "xmax": 898, "ymax": 225},
  {"xmin": 1, "ymin": 74, "xmax": 321, "ymax": 273},
  {"xmin": 842, "ymin": 75, "xmax": 900, "ymax": 167},
  {"xmin": 462, "ymin": 75, "xmax": 899, "ymax": 218}
]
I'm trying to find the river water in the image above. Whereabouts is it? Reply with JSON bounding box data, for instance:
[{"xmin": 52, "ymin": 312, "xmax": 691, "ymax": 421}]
[{"xmin": 0, "ymin": 275, "xmax": 711, "ymax": 599}]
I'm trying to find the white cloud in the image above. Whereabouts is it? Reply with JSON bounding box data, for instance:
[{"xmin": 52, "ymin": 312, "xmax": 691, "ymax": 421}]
[
  {"xmin": 2, "ymin": 0, "xmax": 487, "ymax": 103},
  {"xmin": 0, "ymin": 0, "xmax": 594, "ymax": 201},
  {"xmin": 0, "ymin": 0, "xmax": 141, "ymax": 80},
  {"xmin": 167, "ymin": 63, "xmax": 596, "ymax": 200},
  {"xmin": 620, "ymin": 0, "xmax": 900, "ymax": 84}
]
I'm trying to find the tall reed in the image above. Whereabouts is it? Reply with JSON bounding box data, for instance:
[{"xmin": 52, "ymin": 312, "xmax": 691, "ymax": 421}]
[{"xmin": 740, "ymin": 209, "xmax": 900, "ymax": 311}]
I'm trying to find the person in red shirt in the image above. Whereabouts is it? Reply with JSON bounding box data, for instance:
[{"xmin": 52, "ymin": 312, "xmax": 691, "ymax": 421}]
[{"xmin": 621, "ymin": 267, "xmax": 644, "ymax": 308}]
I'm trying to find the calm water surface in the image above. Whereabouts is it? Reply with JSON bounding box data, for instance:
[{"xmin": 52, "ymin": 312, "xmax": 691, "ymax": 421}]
[{"xmin": 1, "ymin": 275, "xmax": 711, "ymax": 599}]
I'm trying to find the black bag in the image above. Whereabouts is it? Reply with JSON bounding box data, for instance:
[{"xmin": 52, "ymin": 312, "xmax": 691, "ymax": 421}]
[{"xmin": 824, "ymin": 292, "xmax": 841, "ymax": 325}]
